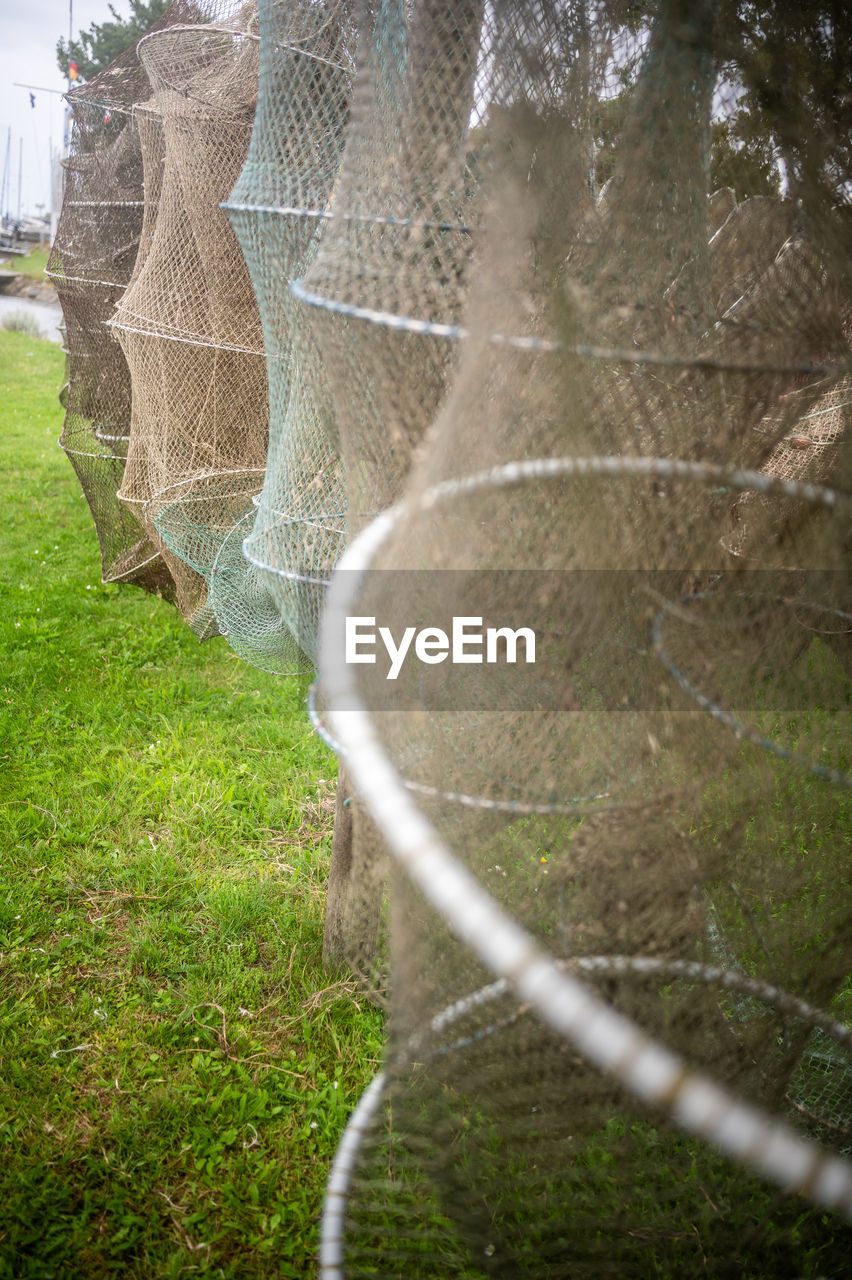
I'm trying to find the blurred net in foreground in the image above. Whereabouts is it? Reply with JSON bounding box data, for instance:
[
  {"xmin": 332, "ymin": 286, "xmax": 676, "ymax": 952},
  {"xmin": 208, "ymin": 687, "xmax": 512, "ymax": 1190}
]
[
  {"xmin": 221, "ymin": 0, "xmax": 355, "ymax": 673},
  {"xmin": 46, "ymin": 4, "xmax": 201, "ymax": 598},
  {"xmin": 316, "ymin": 0, "xmax": 852, "ymax": 1272},
  {"xmin": 320, "ymin": 465, "xmax": 852, "ymax": 1276},
  {"xmin": 111, "ymin": 2, "xmax": 264, "ymax": 638}
]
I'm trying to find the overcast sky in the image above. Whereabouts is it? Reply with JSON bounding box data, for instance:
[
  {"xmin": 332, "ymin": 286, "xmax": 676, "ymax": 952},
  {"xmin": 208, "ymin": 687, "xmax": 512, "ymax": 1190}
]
[{"xmin": 0, "ymin": 0, "xmax": 121, "ymax": 218}]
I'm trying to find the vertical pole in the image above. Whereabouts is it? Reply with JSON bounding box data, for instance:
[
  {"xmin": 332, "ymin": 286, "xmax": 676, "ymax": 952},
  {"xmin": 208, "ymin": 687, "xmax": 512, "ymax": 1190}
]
[
  {"xmin": 0, "ymin": 127, "xmax": 10, "ymax": 222},
  {"xmin": 17, "ymin": 136, "xmax": 22, "ymax": 223},
  {"xmin": 62, "ymin": 0, "xmax": 74, "ymax": 210},
  {"xmin": 323, "ymin": 766, "xmax": 356, "ymax": 969}
]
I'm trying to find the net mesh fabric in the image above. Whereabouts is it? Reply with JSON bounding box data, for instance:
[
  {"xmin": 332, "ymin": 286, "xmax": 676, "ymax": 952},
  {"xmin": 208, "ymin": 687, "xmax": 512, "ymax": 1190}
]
[
  {"xmin": 46, "ymin": 4, "xmax": 202, "ymax": 598},
  {"xmin": 221, "ymin": 0, "xmax": 356, "ymax": 672},
  {"xmin": 111, "ymin": 2, "xmax": 265, "ymax": 638},
  {"xmin": 293, "ymin": 0, "xmax": 486, "ymax": 538},
  {"xmin": 290, "ymin": 0, "xmax": 498, "ymax": 970},
  {"xmin": 314, "ymin": 0, "xmax": 852, "ymax": 1272}
]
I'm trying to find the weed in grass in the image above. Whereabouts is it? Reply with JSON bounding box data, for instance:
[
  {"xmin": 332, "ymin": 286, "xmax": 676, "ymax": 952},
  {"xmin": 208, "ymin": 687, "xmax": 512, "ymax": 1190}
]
[{"xmin": 0, "ymin": 311, "xmax": 44, "ymax": 338}]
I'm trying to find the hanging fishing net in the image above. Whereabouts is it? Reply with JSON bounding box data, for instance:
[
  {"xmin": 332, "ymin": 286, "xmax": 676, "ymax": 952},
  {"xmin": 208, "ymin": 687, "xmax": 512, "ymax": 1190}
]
[
  {"xmin": 110, "ymin": 1, "xmax": 265, "ymax": 638},
  {"xmin": 284, "ymin": 0, "xmax": 496, "ymax": 966},
  {"xmin": 312, "ymin": 0, "xmax": 852, "ymax": 1272},
  {"xmin": 217, "ymin": 0, "xmax": 356, "ymax": 673},
  {"xmin": 46, "ymin": 4, "xmax": 200, "ymax": 597},
  {"xmin": 293, "ymin": 0, "xmax": 486, "ymax": 538}
]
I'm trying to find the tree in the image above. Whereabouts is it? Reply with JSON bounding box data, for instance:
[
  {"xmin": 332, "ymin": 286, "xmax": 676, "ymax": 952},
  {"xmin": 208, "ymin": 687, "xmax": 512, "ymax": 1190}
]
[
  {"xmin": 722, "ymin": 1, "xmax": 852, "ymax": 205},
  {"xmin": 709, "ymin": 117, "xmax": 780, "ymax": 199},
  {"xmin": 56, "ymin": 0, "xmax": 170, "ymax": 83}
]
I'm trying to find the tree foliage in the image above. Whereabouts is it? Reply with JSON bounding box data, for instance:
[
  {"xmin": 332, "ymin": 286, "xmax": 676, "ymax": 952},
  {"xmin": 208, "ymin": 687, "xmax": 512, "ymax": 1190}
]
[
  {"xmin": 56, "ymin": 0, "xmax": 170, "ymax": 83},
  {"xmin": 589, "ymin": 1, "xmax": 850, "ymax": 203},
  {"xmin": 723, "ymin": 1, "xmax": 852, "ymax": 203},
  {"xmin": 709, "ymin": 117, "xmax": 779, "ymax": 199}
]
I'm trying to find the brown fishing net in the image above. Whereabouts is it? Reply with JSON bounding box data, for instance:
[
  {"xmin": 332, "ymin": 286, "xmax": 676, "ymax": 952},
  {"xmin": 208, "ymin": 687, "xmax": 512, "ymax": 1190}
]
[
  {"xmin": 47, "ymin": 0, "xmax": 852, "ymax": 1266},
  {"xmin": 46, "ymin": 4, "xmax": 202, "ymax": 598},
  {"xmin": 111, "ymin": 1, "xmax": 264, "ymax": 637},
  {"xmin": 312, "ymin": 0, "xmax": 852, "ymax": 1272}
]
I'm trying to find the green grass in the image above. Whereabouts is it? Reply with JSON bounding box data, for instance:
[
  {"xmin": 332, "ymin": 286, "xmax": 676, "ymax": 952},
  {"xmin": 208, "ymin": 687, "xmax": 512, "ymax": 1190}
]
[
  {"xmin": 1, "ymin": 246, "xmax": 50, "ymax": 279},
  {"xmin": 339, "ymin": 1102, "xmax": 852, "ymax": 1278},
  {"xmin": 0, "ymin": 330, "xmax": 384, "ymax": 1278}
]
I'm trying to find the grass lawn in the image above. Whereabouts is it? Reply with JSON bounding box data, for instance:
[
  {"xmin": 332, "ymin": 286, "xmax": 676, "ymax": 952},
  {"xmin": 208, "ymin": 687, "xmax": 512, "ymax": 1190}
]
[
  {"xmin": 0, "ymin": 247, "xmax": 50, "ymax": 279},
  {"xmin": 0, "ymin": 329, "xmax": 384, "ymax": 1278}
]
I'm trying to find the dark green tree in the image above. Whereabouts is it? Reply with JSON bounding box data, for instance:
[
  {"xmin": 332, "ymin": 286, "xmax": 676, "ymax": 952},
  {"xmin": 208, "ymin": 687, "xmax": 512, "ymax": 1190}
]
[
  {"xmin": 722, "ymin": 1, "xmax": 852, "ymax": 204},
  {"xmin": 56, "ymin": 0, "xmax": 170, "ymax": 83},
  {"xmin": 709, "ymin": 117, "xmax": 779, "ymax": 199},
  {"xmin": 590, "ymin": 2, "xmax": 850, "ymax": 203}
]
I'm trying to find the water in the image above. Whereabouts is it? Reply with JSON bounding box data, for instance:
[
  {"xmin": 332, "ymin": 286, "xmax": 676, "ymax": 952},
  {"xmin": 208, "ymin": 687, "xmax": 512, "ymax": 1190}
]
[{"xmin": 0, "ymin": 294, "xmax": 64, "ymax": 344}]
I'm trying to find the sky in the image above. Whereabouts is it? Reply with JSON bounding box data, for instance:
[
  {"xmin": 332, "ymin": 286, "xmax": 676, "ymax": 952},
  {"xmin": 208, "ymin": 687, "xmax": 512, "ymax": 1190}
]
[{"xmin": 0, "ymin": 0, "xmax": 120, "ymax": 219}]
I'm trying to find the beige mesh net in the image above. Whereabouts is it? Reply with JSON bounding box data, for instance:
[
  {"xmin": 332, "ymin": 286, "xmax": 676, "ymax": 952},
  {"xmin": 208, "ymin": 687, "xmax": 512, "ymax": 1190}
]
[
  {"xmin": 308, "ymin": 0, "xmax": 852, "ymax": 1271},
  {"xmin": 294, "ymin": 0, "xmax": 485, "ymax": 538},
  {"xmin": 111, "ymin": 2, "xmax": 265, "ymax": 638},
  {"xmin": 46, "ymin": 4, "xmax": 203, "ymax": 599},
  {"xmin": 286, "ymin": 0, "xmax": 495, "ymax": 967}
]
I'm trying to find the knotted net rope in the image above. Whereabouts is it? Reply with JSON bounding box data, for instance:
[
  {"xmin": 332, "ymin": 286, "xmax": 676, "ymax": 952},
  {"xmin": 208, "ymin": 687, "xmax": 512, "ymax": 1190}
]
[{"xmin": 313, "ymin": 0, "xmax": 852, "ymax": 1272}]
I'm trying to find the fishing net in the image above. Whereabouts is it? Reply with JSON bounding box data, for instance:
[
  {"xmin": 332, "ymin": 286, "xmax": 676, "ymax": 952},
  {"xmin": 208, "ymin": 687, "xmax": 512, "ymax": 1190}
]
[
  {"xmin": 312, "ymin": 0, "xmax": 852, "ymax": 1271},
  {"xmin": 46, "ymin": 4, "xmax": 201, "ymax": 597},
  {"xmin": 111, "ymin": 1, "xmax": 265, "ymax": 638},
  {"xmin": 294, "ymin": 0, "xmax": 486, "ymax": 537},
  {"xmin": 219, "ymin": 0, "xmax": 356, "ymax": 673},
  {"xmin": 286, "ymin": 0, "xmax": 494, "ymax": 965}
]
